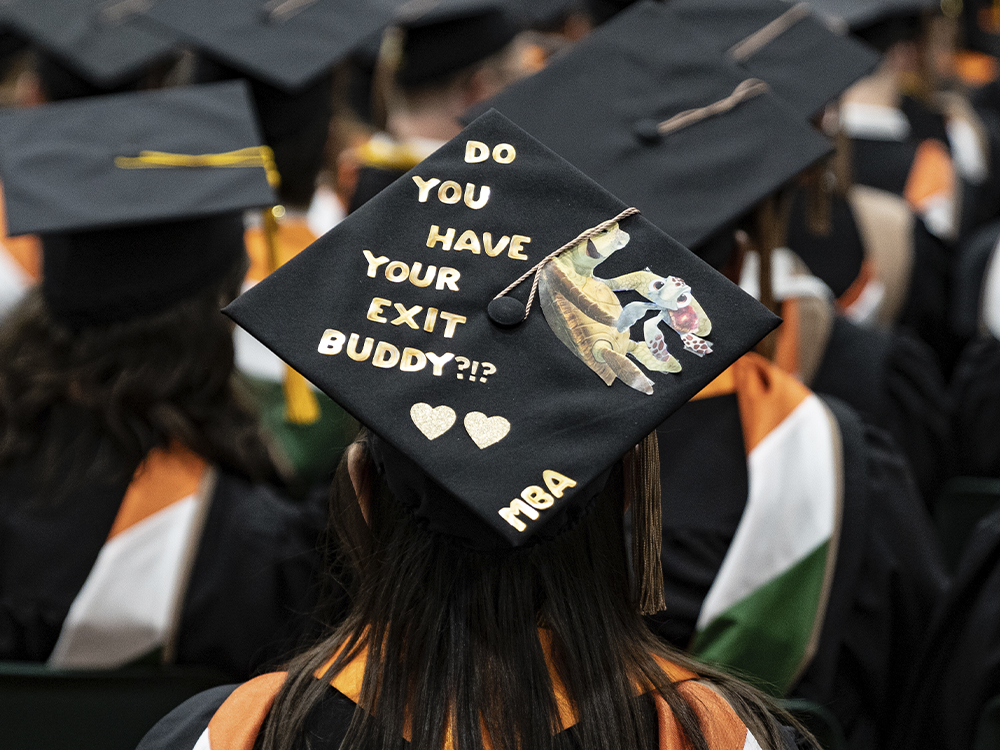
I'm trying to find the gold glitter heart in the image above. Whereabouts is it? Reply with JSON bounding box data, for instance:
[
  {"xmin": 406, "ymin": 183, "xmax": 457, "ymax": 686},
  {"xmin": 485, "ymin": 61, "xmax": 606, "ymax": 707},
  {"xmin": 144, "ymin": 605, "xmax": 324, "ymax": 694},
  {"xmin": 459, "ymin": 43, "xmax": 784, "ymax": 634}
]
[
  {"xmin": 463, "ymin": 412, "xmax": 511, "ymax": 449},
  {"xmin": 410, "ymin": 403, "xmax": 457, "ymax": 441}
]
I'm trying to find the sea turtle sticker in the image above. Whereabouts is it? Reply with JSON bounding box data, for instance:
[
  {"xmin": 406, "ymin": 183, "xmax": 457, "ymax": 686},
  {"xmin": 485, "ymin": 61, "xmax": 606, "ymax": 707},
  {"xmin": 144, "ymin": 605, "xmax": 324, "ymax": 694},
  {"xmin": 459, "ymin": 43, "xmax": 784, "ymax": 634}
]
[{"xmin": 538, "ymin": 222, "xmax": 713, "ymax": 395}]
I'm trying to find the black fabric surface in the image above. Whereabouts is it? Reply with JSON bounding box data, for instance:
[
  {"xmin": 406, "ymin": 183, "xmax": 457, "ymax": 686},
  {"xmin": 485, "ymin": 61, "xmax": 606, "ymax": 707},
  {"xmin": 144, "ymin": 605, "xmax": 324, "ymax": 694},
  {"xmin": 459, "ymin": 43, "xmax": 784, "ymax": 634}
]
[
  {"xmin": 811, "ymin": 316, "xmax": 953, "ymax": 504},
  {"xmin": 851, "ymin": 138, "xmax": 918, "ymax": 197},
  {"xmin": 649, "ymin": 394, "xmax": 748, "ymax": 649},
  {"xmin": 793, "ymin": 398, "xmax": 946, "ymax": 750},
  {"xmin": 0, "ymin": 462, "xmax": 329, "ymax": 680},
  {"xmin": 664, "ymin": 0, "xmax": 878, "ymax": 119},
  {"xmin": 951, "ymin": 335, "xmax": 1000, "ymax": 478},
  {"xmin": 135, "ymin": 684, "xmax": 238, "ymax": 750},
  {"xmin": 890, "ymin": 508, "xmax": 1000, "ymax": 750},
  {"xmin": 225, "ymin": 108, "xmax": 779, "ymax": 549},
  {"xmin": 348, "ymin": 165, "xmax": 406, "ymax": 214},
  {"xmin": 786, "ymin": 190, "xmax": 866, "ymax": 299},
  {"xmin": 953, "ymin": 217, "xmax": 1000, "ymax": 339},
  {"xmin": 480, "ymin": 1, "xmax": 831, "ymax": 249}
]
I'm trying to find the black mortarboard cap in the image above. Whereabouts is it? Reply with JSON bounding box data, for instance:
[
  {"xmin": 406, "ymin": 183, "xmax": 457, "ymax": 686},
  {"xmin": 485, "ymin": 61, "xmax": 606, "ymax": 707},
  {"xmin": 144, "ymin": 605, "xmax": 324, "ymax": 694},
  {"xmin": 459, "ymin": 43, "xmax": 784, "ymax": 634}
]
[
  {"xmin": 142, "ymin": 0, "xmax": 404, "ymax": 92},
  {"xmin": 0, "ymin": 81, "xmax": 278, "ymax": 325},
  {"xmin": 801, "ymin": 0, "xmax": 940, "ymax": 30},
  {"xmin": 223, "ymin": 108, "xmax": 779, "ymax": 549},
  {"xmin": 664, "ymin": 0, "xmax": 879, "ymax": 119},
  {"xmin": 0, "ymin": 0, "xmax": 178, "ymax": 90},
  {"xmin": 480, "ymin": 1, "xmax": 832, "ymax": 250},
  {"xmin": 395, "ymin": 0, "xmax": 521, "ymax": 88}
]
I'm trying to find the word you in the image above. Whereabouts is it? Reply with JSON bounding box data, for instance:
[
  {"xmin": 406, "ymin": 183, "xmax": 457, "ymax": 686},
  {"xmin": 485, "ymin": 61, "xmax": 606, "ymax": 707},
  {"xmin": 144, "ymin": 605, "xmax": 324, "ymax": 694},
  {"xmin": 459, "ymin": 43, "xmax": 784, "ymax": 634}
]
[
  {"xmin": 499, "ymin": 470, "xmax": 578, "ymax": 532},
  {"xmin": 455, "ymin": 356, "xmax": 496, "ymax": 383}
]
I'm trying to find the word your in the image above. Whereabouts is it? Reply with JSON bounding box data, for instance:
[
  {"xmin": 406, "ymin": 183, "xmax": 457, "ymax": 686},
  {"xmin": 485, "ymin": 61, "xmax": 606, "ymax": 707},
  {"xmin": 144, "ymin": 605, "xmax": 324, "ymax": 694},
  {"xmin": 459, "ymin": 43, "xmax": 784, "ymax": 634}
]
[
  {"xmin": 464, "ymin": 140, "xmax": 516, "ymax": 164},
  {"xmin": 426, "ymin": 225, "xmax": 531, "ymax": 260},
  {"xmin": 455, "ymin": 357, "xmax": 496, "ymax": 382},
  {"xmin": 499, "ymin": 471, "xmax": 578, "ymax": 532},
  {"xmin": 366, "ymin": 297, "xmax": 467, "ymax": 339},
  {"xmin": 318, "ymin": 329, "xmax": 455, "ymax": 376},
  {"xmin": 364, "ymin": 250, "xmax": 461, "ymax": 292},
  {"xmin": 413, "ymin": 176, "xmax": 491, "ymax": 210}
]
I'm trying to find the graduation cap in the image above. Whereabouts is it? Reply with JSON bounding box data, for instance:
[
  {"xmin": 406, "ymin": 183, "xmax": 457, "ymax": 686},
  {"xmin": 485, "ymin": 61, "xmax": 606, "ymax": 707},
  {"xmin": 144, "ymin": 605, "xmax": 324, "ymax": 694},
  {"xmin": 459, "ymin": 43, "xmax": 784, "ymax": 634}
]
[
  {"xmin": 223, "ymin": 108, "xmax": 779, "ymax": 551},
  {"xmin": 663, "ymin": 0, "xmax": 880, "ymax": 119},
  {"xmin": 0, "ymin": 80, "xmax": 278, "ymax": 325},
  {"xmin": 479, "ymin": 0, "xmax": 832, "ymax": 250},
  {"xmin": 394, "ymin": 0, "xmax": 523, "ymax": 88},
  {"xmin": 0, "ymin": 0, "xmax": 178, "ymax": 91},
  {"xmin": 141, "ymin": 0, "xmax": 405, "ymax": 92}
]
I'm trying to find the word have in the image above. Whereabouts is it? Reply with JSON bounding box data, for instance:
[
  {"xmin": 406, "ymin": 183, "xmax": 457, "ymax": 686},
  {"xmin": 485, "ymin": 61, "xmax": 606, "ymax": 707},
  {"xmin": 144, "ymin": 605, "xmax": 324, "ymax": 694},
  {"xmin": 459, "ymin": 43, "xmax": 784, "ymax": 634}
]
[
  {"xmin": 367, "ymin": 297, "xmax": 467, "ymax": 339},
  {"xmin": 455, "ymin": 356, "xmax": 496, "ymax": 383},
  {"xmin": 364, "ymin": 249, "xmax": 461, "ymax": 292},
  {"xmin": 499, "ymin": 471, "xmax": 578, "ymax": 532},
  {"xmin": 427, "ymin": 225, "xmax": 530, "ymax": 260},
  {"xmin": 318, "ymin": 329, "xmax": 455, "ymax": 376}
]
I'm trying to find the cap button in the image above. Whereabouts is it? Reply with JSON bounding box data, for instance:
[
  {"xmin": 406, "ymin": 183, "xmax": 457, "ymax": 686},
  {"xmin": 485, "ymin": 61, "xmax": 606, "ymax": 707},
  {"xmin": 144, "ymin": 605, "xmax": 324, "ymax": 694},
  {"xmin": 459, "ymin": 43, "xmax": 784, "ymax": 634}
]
[
  {"xmin": 634, "ymin": 119, "xmax": 662, "ymax": 145},
  {"xmin": 488, "ymin": 297, "xmax": 525, "ymax": 327}
]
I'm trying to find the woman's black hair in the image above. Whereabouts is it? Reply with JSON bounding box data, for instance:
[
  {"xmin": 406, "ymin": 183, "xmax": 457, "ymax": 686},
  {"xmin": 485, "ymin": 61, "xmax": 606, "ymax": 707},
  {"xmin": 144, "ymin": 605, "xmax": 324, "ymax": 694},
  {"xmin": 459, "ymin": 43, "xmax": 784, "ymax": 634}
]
[
  {"xmin": 0, "ymin": 255, "xmax": 280, "ymax": 501},
  {"xmin": 258, "ymin": 430, "xmax": 802, "ymax": 750}
]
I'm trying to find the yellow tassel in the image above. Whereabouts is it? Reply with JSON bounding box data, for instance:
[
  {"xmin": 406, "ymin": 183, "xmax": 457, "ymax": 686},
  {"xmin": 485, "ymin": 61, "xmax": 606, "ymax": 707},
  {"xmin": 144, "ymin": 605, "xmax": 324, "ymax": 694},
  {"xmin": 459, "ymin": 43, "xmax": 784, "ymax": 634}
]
[{"xmin": 283, "ymin": 367, "xmax": 321, "ymax": 425}]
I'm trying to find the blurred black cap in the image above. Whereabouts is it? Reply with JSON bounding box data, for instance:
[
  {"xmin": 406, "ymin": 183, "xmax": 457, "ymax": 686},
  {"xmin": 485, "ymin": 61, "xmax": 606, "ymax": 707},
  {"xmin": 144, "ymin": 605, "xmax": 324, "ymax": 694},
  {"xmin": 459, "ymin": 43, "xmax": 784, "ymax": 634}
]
[
  {"xmin": 224, "ymin": 109, "xmax": 779, "ymax": 548},
  {"xmin": 664, "ymin": 0, "xmax": 879, "ymax": 118},
  {"xmin": 0, "ymin": 81, "xmax": 277, "ymax": 325},
  {"xmin": 1, "ymin": 0, "xmax": 178, "ymax": 91},
  {"xmin": 481, "ymin": 1, "xmax": 832, "ymax": 250}
]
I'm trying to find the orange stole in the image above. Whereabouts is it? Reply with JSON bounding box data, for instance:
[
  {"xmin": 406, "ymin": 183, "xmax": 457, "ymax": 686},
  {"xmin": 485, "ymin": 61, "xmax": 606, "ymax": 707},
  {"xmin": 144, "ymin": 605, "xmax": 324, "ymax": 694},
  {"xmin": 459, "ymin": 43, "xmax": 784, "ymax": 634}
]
[
  {"xmin": 109, "ymin": 444, "xmax": 207, "ymax": 539},
  {"xmin": 0, "ymin": 181, "xmax": 41, "ymax": 280},
  {"xmin": 691, "ymin": 353, "xmax": 810, "ymax": 455},
  {"xmin": 244, "ymin": 218, "xmax": 318, "ymax": 284},
  {"xmin": 904, "ymin": 139, "xmax": 955, "ymax": 216}
]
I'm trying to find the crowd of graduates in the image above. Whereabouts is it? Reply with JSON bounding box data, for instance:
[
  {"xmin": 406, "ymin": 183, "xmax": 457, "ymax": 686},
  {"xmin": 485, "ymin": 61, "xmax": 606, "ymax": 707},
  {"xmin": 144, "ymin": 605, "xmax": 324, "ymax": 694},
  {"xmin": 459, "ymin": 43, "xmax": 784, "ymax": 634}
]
[{"xmin": 3, "ymin": 0, "xmax": 1000, "ymax": 749}]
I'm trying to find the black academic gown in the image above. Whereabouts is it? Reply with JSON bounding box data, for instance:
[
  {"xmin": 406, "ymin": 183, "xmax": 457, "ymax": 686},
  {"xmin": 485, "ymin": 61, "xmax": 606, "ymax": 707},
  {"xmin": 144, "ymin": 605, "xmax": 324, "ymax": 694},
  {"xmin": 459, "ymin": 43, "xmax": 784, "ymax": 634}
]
[
  {"xmin": 890, "ymin": 509, "xmax": 1000, "ymax": 750},
  {"xmin": 951, "ymin": 334, "xmax": 1000, "ymax": 478},
  {"xmin": 0, "ymin": 461, "xmax": 328, "ymax": 679},
  {"xmin": 650, "ymin": 390, "xmax": 946, "ymax": 750}
]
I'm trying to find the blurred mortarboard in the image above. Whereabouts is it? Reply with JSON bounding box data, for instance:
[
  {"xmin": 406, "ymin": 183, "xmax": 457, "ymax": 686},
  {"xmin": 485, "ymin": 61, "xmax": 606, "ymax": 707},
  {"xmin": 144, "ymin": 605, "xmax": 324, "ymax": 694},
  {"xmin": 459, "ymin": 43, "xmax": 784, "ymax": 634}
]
[
  {"xmin": 223, "ymin": 108, "xmax": 779, "ymax": 549},
  {"xmin": 663, "ymin": 0, "xmax": 879, "ymax": 119},
  {"xmin": 480, "ymin": 1, "xmax": 832, "ymax": 250},
  {"xmin": 801, "ymin": 0, "xmax": 941, "ymax": 30},
  {"xmin": 0, "ymin": 81, "xmax": 278, "ymax": 324},
  {"xmin": 141, "ymin": 0, "xmax": 405, "ymax": 92},
  {"xmin": 394, "ymin": 0, "xmax": 522, "ymax": 88},
  {"xmin": 0, "ymin": 0, "xmax": 178, "ymax": 90}
]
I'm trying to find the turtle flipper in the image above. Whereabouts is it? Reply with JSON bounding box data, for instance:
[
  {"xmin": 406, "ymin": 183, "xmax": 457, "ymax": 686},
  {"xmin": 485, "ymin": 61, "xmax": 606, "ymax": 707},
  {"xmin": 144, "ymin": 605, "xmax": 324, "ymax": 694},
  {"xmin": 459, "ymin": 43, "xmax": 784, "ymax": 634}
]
[
  {"xmin": 602, "ymin": 349, "xmax": 655, "ymax": 394},
  {"xmin": 630, "ymin": 341, "xmax": 682, "ymax": 373},
  {"xmin": 616, "ymin": 301, "xmax": 655, "ymax": 332},
  {"xmin": 680, "ymin": 332, "xmax": 713, "ymax": 357}
]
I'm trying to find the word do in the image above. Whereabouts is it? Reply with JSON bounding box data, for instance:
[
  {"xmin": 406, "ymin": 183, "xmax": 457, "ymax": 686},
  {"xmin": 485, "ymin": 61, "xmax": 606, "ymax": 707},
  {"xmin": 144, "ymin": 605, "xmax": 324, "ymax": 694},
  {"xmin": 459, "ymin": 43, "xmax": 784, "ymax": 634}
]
[{"xmin": 464, "ymin": 140, "xmax": 516, "ymax": 164}]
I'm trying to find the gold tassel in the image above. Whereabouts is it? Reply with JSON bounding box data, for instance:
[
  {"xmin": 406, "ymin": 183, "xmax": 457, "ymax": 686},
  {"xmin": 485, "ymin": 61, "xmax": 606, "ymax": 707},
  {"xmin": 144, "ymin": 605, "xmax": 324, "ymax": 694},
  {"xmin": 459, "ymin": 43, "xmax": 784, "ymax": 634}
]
[
  {"xmin": 262, "ymin": 206, "xmax": 322, "ymax": 426},
  {"xmin": 626, "ymin": 431, "xmax": 666, "ymax": 615}
]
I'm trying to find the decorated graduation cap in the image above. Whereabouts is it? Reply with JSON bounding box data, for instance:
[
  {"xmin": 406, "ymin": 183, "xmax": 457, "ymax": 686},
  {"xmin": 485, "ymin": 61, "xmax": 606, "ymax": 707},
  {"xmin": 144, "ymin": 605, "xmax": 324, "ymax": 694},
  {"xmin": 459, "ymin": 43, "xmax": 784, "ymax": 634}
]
[
  {"xmin": 479, "ymin": 0, "xmax": 832, "ymax": 250},
  {"xmin": 394, "ymin": 0, "xmax": 522, "ymax": 88},
  {"xmin": 224, "ymin": 108, "xmax": 779, "ymax": 556},
  {"xmin": 141, "ymin": 0, "xmax": 404, "ymax": 92},
  {"xmin": 0, "ymin": 0, "xmax": 178, "ymax": 91},
  {"xmin": 0, "ymin": 80, "xmax": 277, "ymax": 325},
  {"xmin": 663, "ymin": 0, "xmax": 879, "ymax": 119}
]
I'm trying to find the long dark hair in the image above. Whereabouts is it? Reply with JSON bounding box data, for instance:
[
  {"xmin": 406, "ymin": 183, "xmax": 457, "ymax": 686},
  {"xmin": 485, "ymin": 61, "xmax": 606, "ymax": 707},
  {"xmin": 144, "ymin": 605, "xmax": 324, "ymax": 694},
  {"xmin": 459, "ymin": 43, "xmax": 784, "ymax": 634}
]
[
  {"xmin": 259, "ymin": 430, "xmax": 797, "ymax": 750},
  {"xmin": 0, "ymin": 258, "xmax": 279, "ymax": 500}
]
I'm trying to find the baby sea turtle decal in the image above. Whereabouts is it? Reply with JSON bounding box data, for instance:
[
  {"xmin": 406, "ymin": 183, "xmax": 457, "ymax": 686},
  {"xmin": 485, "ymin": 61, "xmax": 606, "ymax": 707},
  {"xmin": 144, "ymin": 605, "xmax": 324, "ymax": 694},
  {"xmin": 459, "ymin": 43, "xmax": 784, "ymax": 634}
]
[
  {"xmin": 612, "ymin": 271, "xmax": 714, "ymax": 357},
  {"xmin": 539, "ymin": 222, "xmax": 682, "ymax": 395}
]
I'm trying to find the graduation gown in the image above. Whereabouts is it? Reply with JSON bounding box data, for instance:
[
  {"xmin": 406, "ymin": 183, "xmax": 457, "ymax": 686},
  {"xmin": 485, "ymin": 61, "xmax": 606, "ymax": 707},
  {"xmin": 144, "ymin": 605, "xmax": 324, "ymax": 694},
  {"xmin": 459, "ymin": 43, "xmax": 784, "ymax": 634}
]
[
  {"xmin": 136, "ymin": 643, "xmax": 769, "ymax": 750},
  {"xmin": 890, "ymin": 509, "xmax": 1000, "ymax": 750},
  {"xmin": 650, "ymin": 354, "xmax": 946, "ymax": 750},
  {"xmin": 0, "ymin": 443, "xmax": 328, "ymax": 679}
]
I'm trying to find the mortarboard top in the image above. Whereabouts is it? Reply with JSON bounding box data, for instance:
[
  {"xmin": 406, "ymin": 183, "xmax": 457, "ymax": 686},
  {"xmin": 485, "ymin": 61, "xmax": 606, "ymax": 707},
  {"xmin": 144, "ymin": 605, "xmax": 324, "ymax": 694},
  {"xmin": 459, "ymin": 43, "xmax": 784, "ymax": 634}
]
[
  {"xmin": 223, "ymin": 108, "xmax": 779, "ymax": 549},
  {"xmin": 0, "ymin": 80, "xmax": 279, "ymax": 325},
  {"xmin": 801, "ymin": 0, "xmax": 941, "ymax": 30},
  {"xmin": 141, "ymin": 0, "xmax": 405, "ymax": 93},
  {"xmin": 663, "ymin": 0, "xmax": 879, "ymax": 119},
  {"xmin": 0, "ymin": 80, "xmax": 276, "ymax": 236},
  {"xmin": 478, "ymin": 0, "xmax": 832, "ymax": 251},
  {"xmin": 394, "ymin": 0, "xmax": 522, "ymax": 88},
  {"xmin": 0, "ymin": 0, "xmax": 178, "ymax": 89}
]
